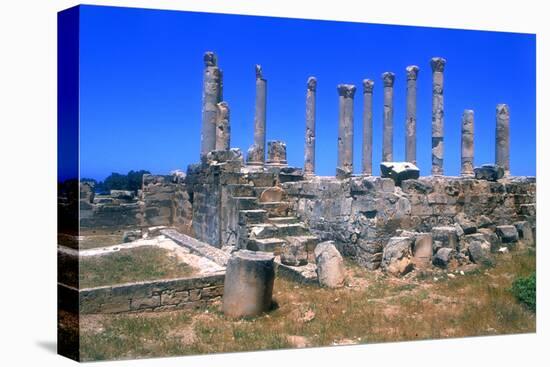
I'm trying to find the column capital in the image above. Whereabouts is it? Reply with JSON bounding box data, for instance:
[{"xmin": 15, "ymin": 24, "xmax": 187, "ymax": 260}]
[
  {"xmin": 307, "ymin": 76, "xmax": 317, "ymax": 91},
  {"xmin": 381, "ymin": 72, "xmax": 395, "ymax": 87},
  {"xmin": 463, "ymin": 109, "xmax": 474, "ymax": 118},
  {"xmin": 496, "ymin": 103, "xmax": 510, "ymax": 115},
  {"xmin": 406, "ymin": 65, "xmax": 420, "ymax": 80},
  {"xmin": 337, "ymin": 84, "xmax": 356, "ymax": 98},
  {"xmin": 430, "ymin": 57, "xmax": 447, "ymax": 72},
  {"xmin": 362, "ymin": 79, "xmax": 374, "ymax": 93},
  {"xmin": 255, "ymin": 64, "xmax": 264, "ymax": 80},
  {"xmin": 204, "ymin": 51, "xmax": 217, "ymax": 67}
]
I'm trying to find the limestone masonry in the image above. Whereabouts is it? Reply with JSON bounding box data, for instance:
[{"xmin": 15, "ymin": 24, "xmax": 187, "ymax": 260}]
[{"xmin": 69, "ymin": 51, "xmax": 535, "ymax": 314}]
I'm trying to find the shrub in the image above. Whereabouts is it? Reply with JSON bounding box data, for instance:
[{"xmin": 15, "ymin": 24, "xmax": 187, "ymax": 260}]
[{"xmin": 511, "ymin": 272, "xmax": 536, "ymax": 312}]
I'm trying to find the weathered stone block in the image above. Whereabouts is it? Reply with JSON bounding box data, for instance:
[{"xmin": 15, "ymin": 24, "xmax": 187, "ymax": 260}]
[
  {"xmin": 280, "ymin": 237, "xmax": 308, "ymax": 266},
  {"xmin": 433, "ymin": 247, "xmax": 454, "ymax": 268},
  {"xmin": 222, "ymin": 250, "xmax": 275, "ymax": 318},
  {"xmin": 474, "ymin": 164, "xmax": 504, "ymax": 181},
  {"xmin": 315, "ymin": 241, "xmax": 345, "ymax": 288},
  {"xmin": 496, "ymin": 225, "xmax": 519, "ymax": 243},
  {"xmin": 381, "ymin": 237, "xmax": 414, "ymax": 276},
  {"xmin": 468, "ymin": 240, "xmax": 491, "ymax": 265},
  {"xmin": 413, "ymin": 233, "xmax": 433, "ymax": 263},
  {"xmin": 380, "ymin": 162, "xmax": 420, "ymax": 185},
  {"xmin": 514, "ymin": 221, "xmax": 534, "ymax": 246},
  {"xmin": 431, "ymin": 226, "xmax": 458, "ymax": 250}
]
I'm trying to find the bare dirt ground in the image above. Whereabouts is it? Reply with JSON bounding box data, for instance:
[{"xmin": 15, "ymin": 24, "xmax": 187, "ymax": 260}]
[{"xmin": 72, "ymin": 248, "xmax": 536, "ymax": 361}]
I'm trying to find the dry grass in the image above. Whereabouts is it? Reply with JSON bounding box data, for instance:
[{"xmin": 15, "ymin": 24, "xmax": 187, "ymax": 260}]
[
  {"xmin": 77, "ymin": 249, "xmax": 536, "ymax": 361},
  {"xmin": 78, "ymin": 231, "xmax": 126, "ymax": 250},
  {"xmin": 79, "ymin": 246, "xmax": 197, "ymax": 288}
]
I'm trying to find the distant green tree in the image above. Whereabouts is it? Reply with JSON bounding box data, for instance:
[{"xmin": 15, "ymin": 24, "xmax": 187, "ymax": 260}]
[
  {"xmin": 101, "ymin": 170, "xmax": 150, "ymax": 193},
  {"xmin": 127, "ymin": 170, "xmax": 150, "ymax": 192}
]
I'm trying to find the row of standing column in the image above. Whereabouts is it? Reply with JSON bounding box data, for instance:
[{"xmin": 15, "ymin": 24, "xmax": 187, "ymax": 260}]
[
  {"xmin": 199, "ymin": 52, "xmax": 511, "ymax": 177},
  {"xmin": 304, "ymin": 58, "xmax": 510, "ymax": 178}
]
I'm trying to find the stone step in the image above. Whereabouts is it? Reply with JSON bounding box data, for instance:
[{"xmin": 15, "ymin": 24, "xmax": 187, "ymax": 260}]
[
  {"xmin": 273, "ymin": 222, "xmax": 309, "ymax": 237},
  {"xmin": 233, "ymin": 196, "xmax": 258, "ymax": 210},
  {"xmin": 246, "ymin": 237, "xmax": 287, "ymax": 254},
  {"xmin": 248, "ymin": 222, "xmax": 309, "ymax": 239},
  {"xmin": 248, "ymin": 223, "xmax": 279, "ymax": 239},
  {"xmin": 268, "ymin": 216, "xmax": 299, "ymax": 224},
  {"xmin": 259, "ymin": 201, "xmax": 291, "ymax": 217},
  {"xmin": 226, "ymin": 184, "xmax": 255, "ymax": 198},
  {"xmin": 238, "ymin": 209, "xmax": 268, "ymax": 225}
]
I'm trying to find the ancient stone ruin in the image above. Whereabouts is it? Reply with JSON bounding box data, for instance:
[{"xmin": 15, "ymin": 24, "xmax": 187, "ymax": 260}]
[{"xmin": 67, "ymin": 51, "xmax": 535, "ymax": 315}]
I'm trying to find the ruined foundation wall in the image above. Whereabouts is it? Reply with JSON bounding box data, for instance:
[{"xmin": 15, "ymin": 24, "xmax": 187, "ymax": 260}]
[
  {"xmin": 186, "ymin": 150, "xmax": 247, "ymax": 248},
  {"xmin": 282, "ymin": 176, "xmax": 535, "ymax": 269},
  {"xmin": 79, "ymin": 183, "xmax": 141, "ymax": 229},
  {"xmin": 59, "ymin": 273, "xmax": 225, "ymax": 314},
  {"xmin": 79, "ymin": 174, "xmax": 193, "ymax": 234},
  {"xmin": 141, "ymin": 174, "xmax": 193, "ymax": 232}
]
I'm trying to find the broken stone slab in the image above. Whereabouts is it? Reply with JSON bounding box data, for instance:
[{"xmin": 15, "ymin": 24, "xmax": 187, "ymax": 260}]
[
  {"xmin": 514, "ymin": 221, "xmax": 534, "ymax": 246},
  {"xmin": 280, "ymin": 237, "xmax": 308, "ymax": 266},
  {"xmin": 222, "ymin": 250, "xmax": 275, "ymax": 318},
  {"xmin": 161, "ymin": 229, "xmax": 230, "ymax": 266},
  {"xmin": 276, "ymin": 261, "xmax": 318, "ymax": 285},
  {"xmin": 412, "ymin": 233, "xmax": 433, "ymax": 265},
  {"xmin": 477, "ymin": 228, "xmax": 502, "ymax": 253},
  {"xmin": 454, "ymin": 212, "xmax": 477, "ymax": 234},
  {"xmin": 496, "ymin": 225, "xmax": 519, "ymax": 243},
  {"xmin": 467, "ymin": 239, "xmax": 492, "ymax": 265},
  {"xmin": 477, "ymin": 215, "xmax": 494, "ymax": 229},
  {"xmin": 122, "ymin": 230, "xmax": 142, "ymax": 243},
  {"xmin": 381, "ymin": 237, "xmax": 414, "ymax": 276},
  {"xmin": 474, "ymin": 164, "xmax": 504, "ymax": 181},
  {"xmin": 380, "ymin": 162, "xmax": 420, "ymax": 185},
  {"xmin": 278, "ymin": 167, "xmax": 305, "ymax": 183},
  {"xmin": 314, "ymin": 241, "xmax": 345, "ymax": 288},
  {"xmin": 433, "ymin": 247, "xmax": 455, "ymax": 268}
]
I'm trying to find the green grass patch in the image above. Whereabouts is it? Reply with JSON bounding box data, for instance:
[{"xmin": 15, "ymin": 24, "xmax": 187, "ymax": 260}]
[{"xmin": 79, "ymin": 246, "xmax": 196, "ymax": 288}]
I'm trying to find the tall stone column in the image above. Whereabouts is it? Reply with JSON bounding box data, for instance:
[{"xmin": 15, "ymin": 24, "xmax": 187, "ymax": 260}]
[
  {"xmin": 336, "ymin": 84, "xmax": 356, "ymax": 178},
  {"xmin": 405, "ymin": 66, "xmax": 419, "ymax": 164},
  {"xmin": 201, "ymin": 51, "xmax": 222, "ymax": 156},
  {"xmin": 461, "ymin": 109, "xmax": 474, "ymax": 176},
  {"xmin": 495, "ymin": 104, "xmax": 510, "ymax": 176},
  {"xmin": 382, "ymin": 72, "xmax": 395, "ymax": 162},
  {"xmin": 215, "ymin": 101, "xmax": 230, "ymax": 151},
  {"xmin": 304, "ymin": 77, "xmax": 317, "ymax": 176},
  {"xmin": 362, "ymin": 79, "xmax": 374, "ymax": 175},
  {"xmin": 431, "ymin": 57, "xmax": 446, "ymax": 175},
  {"xmin": 247, "ymin": 65, "xmax": 267, "ymax": 165}
]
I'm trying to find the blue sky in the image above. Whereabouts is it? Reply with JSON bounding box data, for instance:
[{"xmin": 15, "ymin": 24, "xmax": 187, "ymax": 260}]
[{"xmin": 76, "ymin": 5, "xmax": 536, "ymax": 180}]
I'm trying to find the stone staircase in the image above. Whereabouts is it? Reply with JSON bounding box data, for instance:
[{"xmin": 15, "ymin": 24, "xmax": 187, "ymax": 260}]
[{"xmin": 227, "ymin": 175, "xmax": 319, "ymax": 262}]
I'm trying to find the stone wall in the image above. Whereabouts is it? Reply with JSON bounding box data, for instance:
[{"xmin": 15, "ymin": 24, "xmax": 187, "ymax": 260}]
[
  {"xmin": 60, "ymin": 272, "xmax": 225, "ymax": 314},
  {"xmin": 186, "ymin": 149, "xmax": 247, "ymax": 248},
  {"xmin": 79, "ymin": 173, "xmax": 193, "ymax": 234},
  {"xmin": 79, "ymin": 183, "xmax": 141, "ymax": 229},
  {"xmin": 282, "ymin": 176, "xmax": 535, "ymax": 269},
  {"xmin": 141, "ymin": 173, "xmax": 192, "ymax": 232}
]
